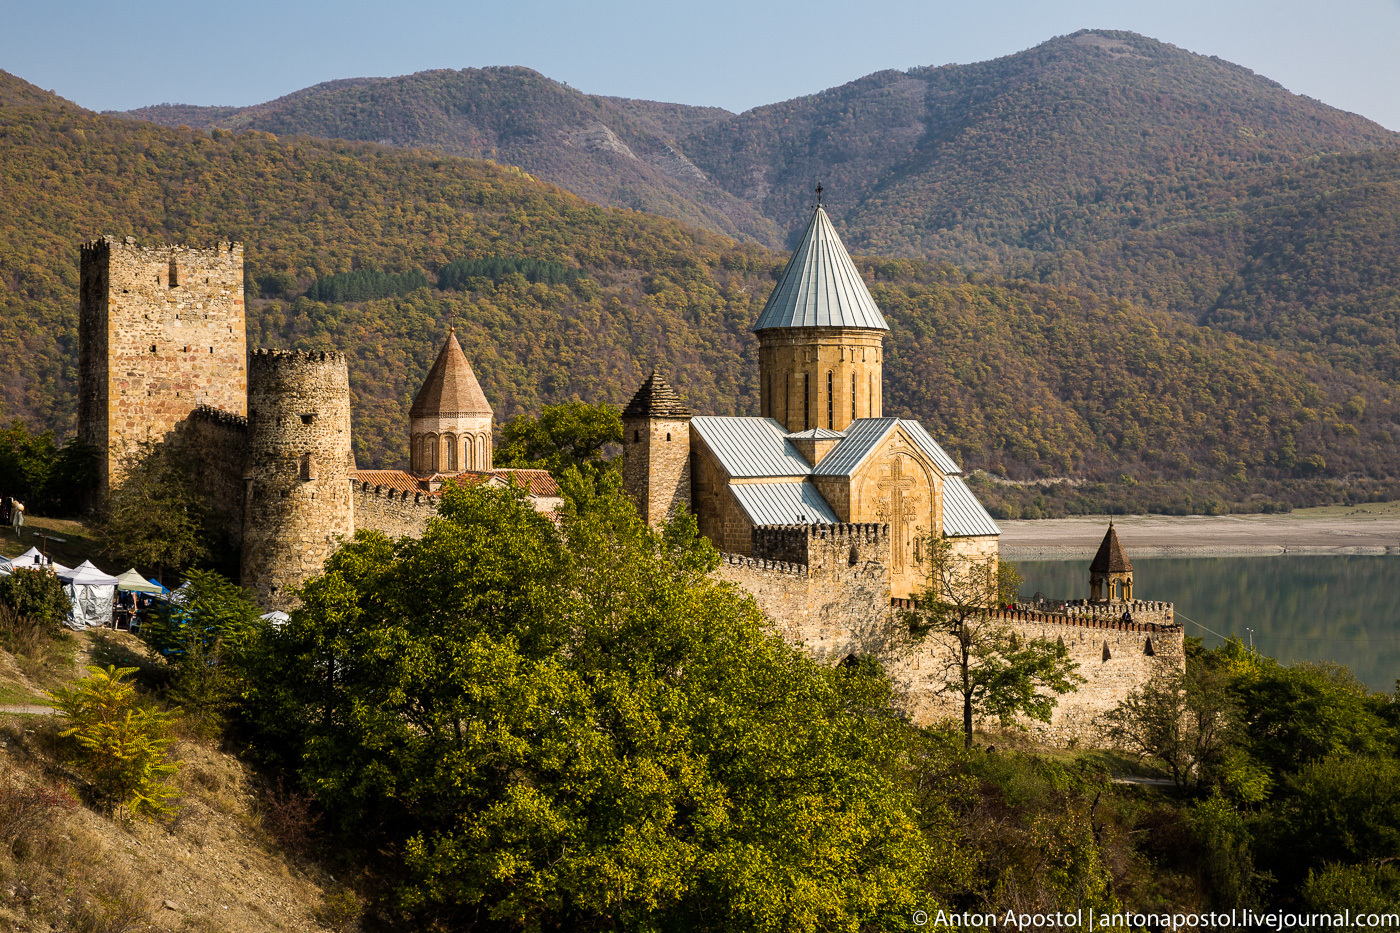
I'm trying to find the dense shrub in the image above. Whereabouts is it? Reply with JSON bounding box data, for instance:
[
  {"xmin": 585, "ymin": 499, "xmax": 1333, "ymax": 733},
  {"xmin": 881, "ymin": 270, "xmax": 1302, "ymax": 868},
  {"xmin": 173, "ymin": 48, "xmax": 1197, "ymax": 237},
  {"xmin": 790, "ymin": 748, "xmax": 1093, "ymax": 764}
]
[{"xmin": 49, "ymin": 666, "xmax": 181, "ymax": 820}]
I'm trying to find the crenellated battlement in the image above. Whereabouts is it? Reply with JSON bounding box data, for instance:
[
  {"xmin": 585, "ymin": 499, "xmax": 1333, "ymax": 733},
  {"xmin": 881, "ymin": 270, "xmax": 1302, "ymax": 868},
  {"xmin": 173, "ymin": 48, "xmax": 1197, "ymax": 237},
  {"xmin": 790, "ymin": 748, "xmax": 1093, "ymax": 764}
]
[
  {"xmin": 351, "ymin": 478, "xmax": 438, "ymax": 539},
  {"xmin": 249, "ymin": 348, "xmax": 347, "ymax": 368},
  {"xmin": 718, "ymin": 551, "xmax": 806, "ymax": 576},
  {"xmin": 189, "ymin": 404, "xmax": 248, "ymax": 430},
  {"xmin": 752, "ymin": 522, "xmax": 889, "ymax": 568}
]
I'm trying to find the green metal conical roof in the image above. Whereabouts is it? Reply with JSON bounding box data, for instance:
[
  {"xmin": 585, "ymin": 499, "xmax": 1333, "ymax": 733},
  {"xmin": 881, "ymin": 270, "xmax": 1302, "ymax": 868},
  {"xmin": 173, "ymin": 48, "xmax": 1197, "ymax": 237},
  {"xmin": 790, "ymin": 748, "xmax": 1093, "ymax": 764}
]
[{"xmin": 753, "ymin": 205, "xmax": 889, "ymax": 332}]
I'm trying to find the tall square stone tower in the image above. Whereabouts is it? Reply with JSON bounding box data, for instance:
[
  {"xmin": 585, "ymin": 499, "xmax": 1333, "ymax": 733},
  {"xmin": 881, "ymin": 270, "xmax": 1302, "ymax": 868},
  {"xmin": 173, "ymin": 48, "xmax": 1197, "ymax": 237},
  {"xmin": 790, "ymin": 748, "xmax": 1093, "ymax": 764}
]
[{"xmin": 78, "ymin": 236, "xmax": 247, "ymax": 494}]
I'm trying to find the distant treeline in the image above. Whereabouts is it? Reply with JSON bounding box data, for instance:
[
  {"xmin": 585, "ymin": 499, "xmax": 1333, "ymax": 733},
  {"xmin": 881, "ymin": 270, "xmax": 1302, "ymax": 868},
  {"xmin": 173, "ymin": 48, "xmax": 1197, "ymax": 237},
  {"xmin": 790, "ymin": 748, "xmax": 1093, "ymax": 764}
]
[
  {"xmin": 437, "ymin": 256, "xmax": 581, "ymax": 290},
  {"xmin": 305, "ymin": 269, "xmax": 430, "ymax": 303}
]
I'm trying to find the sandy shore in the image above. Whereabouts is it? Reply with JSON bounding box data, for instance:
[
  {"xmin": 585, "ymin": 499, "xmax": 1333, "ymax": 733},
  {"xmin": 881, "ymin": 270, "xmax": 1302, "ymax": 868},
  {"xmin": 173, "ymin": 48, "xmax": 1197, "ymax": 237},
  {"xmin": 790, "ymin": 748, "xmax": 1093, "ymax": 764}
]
[{"xmin": 1000, "ymin": 502, "xmax": 1400, "ymax": 560}]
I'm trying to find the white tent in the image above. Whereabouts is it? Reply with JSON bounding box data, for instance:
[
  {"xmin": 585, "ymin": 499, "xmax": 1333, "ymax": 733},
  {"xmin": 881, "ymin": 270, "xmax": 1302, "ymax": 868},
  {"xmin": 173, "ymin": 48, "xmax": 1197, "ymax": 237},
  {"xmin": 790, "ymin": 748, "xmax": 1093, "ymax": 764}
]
[
  {"xmin": 58, "ymin": 560, "xmax": 119, "ymax": 630},
  {"xmin": 0, "ymin": 554, "xmax": 10, "ymax": 576},
  {"xmin": 11, "ymin": 547, "xmax": 69, "ymax": 575}
]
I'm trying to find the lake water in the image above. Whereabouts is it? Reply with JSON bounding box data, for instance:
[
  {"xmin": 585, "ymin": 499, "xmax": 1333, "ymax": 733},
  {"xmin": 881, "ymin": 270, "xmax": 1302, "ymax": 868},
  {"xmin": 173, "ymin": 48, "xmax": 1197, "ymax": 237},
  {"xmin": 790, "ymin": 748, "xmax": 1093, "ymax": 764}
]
[{"xmin": 1015, "ymin": 556, "xmax": 1400, "ymax": 691}]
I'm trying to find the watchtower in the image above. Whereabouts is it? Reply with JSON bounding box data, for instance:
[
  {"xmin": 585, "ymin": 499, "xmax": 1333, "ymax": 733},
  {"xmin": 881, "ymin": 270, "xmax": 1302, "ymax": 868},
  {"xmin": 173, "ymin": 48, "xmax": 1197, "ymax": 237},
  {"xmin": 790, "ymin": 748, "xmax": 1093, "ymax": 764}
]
[
  {"xmin": 1090, "ymin": 522, "xmax": 1134, "ymax": 602},
  {"xmin": 78, "ymin": 236, "xmax": 246, "ymax": 495},
  {"xmin": 240, "ymin": 350, "xmax": 354, "ymax": 609},
  {"xmin": 621, "ymin": 371, "xmax": 692, "ymax": 527}
]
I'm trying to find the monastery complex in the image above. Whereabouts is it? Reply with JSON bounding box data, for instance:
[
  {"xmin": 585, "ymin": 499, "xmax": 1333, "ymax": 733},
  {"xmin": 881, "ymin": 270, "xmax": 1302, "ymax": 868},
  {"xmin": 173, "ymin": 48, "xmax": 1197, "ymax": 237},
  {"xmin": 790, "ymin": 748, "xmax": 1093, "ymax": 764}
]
[{"xmin": 75, "ymin": 205, "xmax": 1182, "ymax": 743}]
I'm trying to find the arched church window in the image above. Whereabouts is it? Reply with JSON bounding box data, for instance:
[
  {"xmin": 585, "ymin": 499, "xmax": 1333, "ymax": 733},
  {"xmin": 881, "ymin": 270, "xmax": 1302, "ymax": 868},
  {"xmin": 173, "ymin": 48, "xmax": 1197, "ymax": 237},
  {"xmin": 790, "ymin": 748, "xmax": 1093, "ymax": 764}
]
[{"xmin": 443, "ymin": 433, "xmax": 457, "ymax": 472}]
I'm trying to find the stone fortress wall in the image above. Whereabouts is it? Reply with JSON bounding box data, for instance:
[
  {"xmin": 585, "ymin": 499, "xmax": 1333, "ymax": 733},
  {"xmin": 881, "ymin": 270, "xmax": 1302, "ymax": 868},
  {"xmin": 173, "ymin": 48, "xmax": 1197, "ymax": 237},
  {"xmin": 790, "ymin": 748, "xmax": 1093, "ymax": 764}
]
[
  {"xmin": 186, "ymin": 405, "xmax": 250, "ymax": 542},
  {"xmin": 77, "ymin": 237, "xmax": 456, "ymax": 604},
  {"xmin": 352, "ymin": 482, "xmax": 438, "ymax": 540},
  {"xmin": 718, "ymin": 522, "xmax": 1185, "ymax": 745}
]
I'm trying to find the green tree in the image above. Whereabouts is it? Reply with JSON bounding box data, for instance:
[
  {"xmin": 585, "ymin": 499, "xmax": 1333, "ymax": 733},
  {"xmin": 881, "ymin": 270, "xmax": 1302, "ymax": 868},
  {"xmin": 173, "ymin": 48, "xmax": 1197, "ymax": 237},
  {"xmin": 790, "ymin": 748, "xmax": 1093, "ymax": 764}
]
[
  {"xmin": 93, "ymin": 442, "xmax": 223, "ymax": 582},
  {"xmin": 0, "ymin": 566, "xmax": 71, "ymax": 628},
  {"xmin": 494, "ymin": 400, "xmax": 623, "ymax": 476},
  {"xmin": 49, "ymin": 666, "xmax": 181, "ymax": 820},
  {"xmin": 0, "ymin": 420, "xmax": 96, "ymax": 516},
  {"xmin": 140, "ymin": 569, "xmax": 264, "ymax": 730},
  {"xmin": 907, "ymin": 535, "xmax": 1082, "ymax": 748},
  {"xmin": 1106, "ymin": 658, "xmax": 1267, "ymax": 799},
  {"xmin": 1231, "ymin": 660, "xmax": 1398, "ymax": 776},
  {"xmin": 244, "ymin": 474, "xmax": 936, "ymax": 930}
]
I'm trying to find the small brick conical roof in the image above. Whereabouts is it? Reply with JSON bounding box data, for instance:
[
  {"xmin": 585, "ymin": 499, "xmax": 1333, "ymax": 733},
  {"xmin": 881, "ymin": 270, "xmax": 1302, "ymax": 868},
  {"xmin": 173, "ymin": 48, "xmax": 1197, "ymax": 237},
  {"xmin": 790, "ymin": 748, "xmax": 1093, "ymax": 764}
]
[
  {"xmin": 410, "ymin": 329, "xmax": 492, "ymax": 418},
  {"xmin": 622, "ymin": 371, "xmax": 691, "ymax": 420},
  {"xmin": 1090, "ymin": 523, "xmax": 1133, "ymax": 574}
]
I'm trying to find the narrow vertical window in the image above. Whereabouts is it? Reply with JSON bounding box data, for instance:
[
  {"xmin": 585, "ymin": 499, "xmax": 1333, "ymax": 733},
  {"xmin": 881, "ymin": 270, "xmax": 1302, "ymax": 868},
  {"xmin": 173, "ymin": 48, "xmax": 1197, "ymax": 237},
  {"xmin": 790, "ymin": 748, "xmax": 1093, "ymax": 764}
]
[
  {"xmin": 765, "ymin": 373, "xmax": 771, "ymax": 417},
  {"xmin": 168, "ymin": 257, "xmax": 179, "ymax": 288},
  {"xmin": 817, "ymin": 369, "xmax": 828, "ymax": 431},
  {"xmin": 784, "ymin": 372, "xmax": 790, "ymax": 426},
  {"xmin": 852, "ymin": 373, "xmax": 857, "ymax": 421},
  {"xmin": 803, "ymin": 373, "xmax": 810, "ymax": 430}
]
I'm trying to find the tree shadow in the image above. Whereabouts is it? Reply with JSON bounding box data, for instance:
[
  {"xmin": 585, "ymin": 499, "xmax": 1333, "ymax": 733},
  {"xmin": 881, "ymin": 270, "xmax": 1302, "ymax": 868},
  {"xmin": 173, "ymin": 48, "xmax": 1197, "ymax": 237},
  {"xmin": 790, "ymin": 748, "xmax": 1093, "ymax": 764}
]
[{"xmin": 85, "ymin": 632, "xmax": 168, "ymax": 689}]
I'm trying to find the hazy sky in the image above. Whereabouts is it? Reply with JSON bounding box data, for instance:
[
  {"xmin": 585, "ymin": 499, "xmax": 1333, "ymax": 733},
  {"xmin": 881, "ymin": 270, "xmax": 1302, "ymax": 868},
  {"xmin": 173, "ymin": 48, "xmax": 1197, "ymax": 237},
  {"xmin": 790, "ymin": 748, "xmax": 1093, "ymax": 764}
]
[{"xmin": 6, "ymin": 0, "xmax": 1400, "ymax": 129}]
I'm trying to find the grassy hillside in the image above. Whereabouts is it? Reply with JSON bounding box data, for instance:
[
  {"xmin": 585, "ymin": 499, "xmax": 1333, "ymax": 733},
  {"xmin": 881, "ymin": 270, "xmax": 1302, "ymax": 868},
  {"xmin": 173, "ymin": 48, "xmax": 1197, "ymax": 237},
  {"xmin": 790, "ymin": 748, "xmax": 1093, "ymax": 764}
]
[{"xmin": 4, "ymin": 70, "xmax": 1398, "ymax": 508}]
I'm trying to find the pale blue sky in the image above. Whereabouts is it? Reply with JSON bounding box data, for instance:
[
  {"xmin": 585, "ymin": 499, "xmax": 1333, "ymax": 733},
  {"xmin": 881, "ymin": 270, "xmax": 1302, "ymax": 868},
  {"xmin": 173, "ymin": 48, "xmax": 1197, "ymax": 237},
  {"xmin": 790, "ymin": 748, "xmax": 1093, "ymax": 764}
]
[{"xmin": 5, "ymin": 0, "xmax": 1400, "ymax": 129}]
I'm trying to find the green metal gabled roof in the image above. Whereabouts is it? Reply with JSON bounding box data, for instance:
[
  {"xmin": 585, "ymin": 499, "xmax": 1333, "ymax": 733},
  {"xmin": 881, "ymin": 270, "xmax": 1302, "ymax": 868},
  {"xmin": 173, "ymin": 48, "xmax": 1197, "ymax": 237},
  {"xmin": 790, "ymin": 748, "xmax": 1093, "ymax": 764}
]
[{"xmin": 753, "ymin": 206, "xmax": 889, "ymax": 333}]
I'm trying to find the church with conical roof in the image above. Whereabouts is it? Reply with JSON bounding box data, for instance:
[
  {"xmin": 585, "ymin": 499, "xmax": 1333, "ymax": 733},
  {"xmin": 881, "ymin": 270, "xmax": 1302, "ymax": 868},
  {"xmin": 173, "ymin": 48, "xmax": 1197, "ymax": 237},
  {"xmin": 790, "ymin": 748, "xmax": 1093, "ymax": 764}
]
[
  {"xmin": 408, "ymin": 327, "xmax": 495, "ymax": 475},
  {"xmin": 622, "ymin": 202, "xmax": 1000, "ymax": 600}
]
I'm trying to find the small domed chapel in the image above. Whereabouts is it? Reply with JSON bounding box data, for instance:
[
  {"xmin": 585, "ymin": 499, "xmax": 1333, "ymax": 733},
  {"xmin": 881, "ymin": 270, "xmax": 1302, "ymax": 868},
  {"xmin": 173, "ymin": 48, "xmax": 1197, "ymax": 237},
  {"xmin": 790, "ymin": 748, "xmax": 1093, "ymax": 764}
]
[{"xmin": 619, "ymin": 204, "xmax": 1001, "ymax": 601}]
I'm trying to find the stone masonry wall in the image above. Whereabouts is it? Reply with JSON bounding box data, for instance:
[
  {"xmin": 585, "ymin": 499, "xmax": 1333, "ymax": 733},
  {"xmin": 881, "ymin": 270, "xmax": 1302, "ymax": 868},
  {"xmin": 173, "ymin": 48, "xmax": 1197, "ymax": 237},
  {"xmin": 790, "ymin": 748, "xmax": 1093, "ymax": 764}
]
[
  {"xmin": 240, "ymin": 350, "xmax": 354, "ymax": 610},
  {"xmin": 186, "ymin": 405, "xmax": 249, "ymax": 543},
  {"xmin": 622, "ymin": 416, "xmax": 691, "ymax": 527},
  {"xmin": 353, "ymin": 482, "xmax": 437, "ymax": 539},
  {"xmin": 722, "ymin": 525, "xmax": 1185, "ymax": 746},
  {"xmin": 79, "ymin": 237, "xmax": 246, "ymax": 494},
  {"xmin": 881, "ymin": 607, "xmax": 1185, "ymax": 746},
  {"xmin": 722, "ymin": 524, "xmax": 896, "ymax": 661}
]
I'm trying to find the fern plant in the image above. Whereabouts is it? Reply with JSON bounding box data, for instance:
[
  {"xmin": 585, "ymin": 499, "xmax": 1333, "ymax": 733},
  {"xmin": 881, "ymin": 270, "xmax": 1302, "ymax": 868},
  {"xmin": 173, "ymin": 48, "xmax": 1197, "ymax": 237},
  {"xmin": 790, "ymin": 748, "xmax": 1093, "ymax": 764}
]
[{"xmin": 49, "ymin": 666, "xmax": 181, "ymax": 820}]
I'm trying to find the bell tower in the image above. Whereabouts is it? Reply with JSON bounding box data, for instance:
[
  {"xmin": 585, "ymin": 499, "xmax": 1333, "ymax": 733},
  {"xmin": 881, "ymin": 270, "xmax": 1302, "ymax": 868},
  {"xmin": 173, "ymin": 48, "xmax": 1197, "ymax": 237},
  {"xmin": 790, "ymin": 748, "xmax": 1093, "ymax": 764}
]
[
  {"xmin": 1090, "ymin": 522, "xmax": 1134, "ymax": 602},
  {"xmin": 755, "ymin": 194, "xmax": 889, "ymax": 433}
]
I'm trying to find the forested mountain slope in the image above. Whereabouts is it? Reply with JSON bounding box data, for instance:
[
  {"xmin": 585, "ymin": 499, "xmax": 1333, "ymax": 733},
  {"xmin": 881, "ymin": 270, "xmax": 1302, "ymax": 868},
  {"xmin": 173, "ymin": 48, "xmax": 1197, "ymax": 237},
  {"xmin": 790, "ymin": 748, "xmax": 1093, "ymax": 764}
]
[
  {"xmin": 122, "ymin": 67, "xmax": 778, "ymax": 245},
  {"xmin": 4, "ymin": 70, "xmax": 1398, "ymax": 508},
  {"xmin": 116, "ymin": 32, "xmax": 1400, "ymax": 394}
]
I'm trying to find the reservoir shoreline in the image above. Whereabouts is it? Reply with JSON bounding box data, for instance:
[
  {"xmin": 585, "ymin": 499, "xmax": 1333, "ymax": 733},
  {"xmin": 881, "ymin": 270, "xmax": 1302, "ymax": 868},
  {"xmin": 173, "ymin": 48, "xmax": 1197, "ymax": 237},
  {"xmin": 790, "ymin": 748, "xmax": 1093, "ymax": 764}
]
[{"xmin": 1000, "ymin": 503, "xmax": 1400, "ymax": 561}]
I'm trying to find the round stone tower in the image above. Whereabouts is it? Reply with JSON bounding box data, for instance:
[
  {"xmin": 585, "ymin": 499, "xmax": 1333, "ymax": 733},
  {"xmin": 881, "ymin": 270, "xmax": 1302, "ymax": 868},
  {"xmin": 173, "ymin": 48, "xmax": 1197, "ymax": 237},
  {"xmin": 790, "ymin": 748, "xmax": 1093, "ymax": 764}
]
[
  {"xmin": 755, "ymin": 202, "xmax": 889, "ymax": 433},
  {"xmin": 240, "ymin": 349, "xmax": 355, "ymax": 609}
]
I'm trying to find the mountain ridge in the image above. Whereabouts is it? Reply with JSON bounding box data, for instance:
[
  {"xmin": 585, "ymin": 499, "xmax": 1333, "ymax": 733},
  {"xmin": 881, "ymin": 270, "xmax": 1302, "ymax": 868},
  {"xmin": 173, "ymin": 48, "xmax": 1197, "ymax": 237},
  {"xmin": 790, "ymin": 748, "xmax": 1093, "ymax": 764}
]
[{"xmin": 3, "ymin": 66, "xmax": 1397, "ymax": 514}]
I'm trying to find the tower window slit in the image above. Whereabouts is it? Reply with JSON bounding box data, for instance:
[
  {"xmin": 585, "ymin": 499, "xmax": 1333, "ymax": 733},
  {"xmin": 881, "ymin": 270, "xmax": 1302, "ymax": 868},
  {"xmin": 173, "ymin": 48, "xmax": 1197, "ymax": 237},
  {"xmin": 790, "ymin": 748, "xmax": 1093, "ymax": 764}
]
[
  {"xmin": 852, "ymin": 373, "xmax": 857, "ymax": 420},
  {"xmin": 803, "ymin": 373, "xmax": 810, "ymax": 430},
  {"xmin": 817, "ymin": 369, "xmax": 828, "ymax": 428}
]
